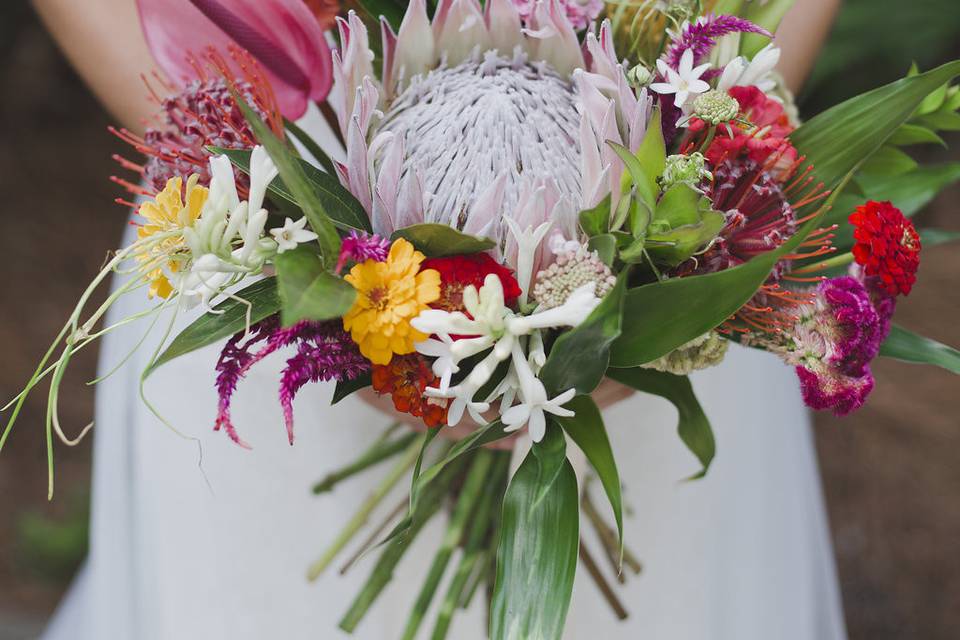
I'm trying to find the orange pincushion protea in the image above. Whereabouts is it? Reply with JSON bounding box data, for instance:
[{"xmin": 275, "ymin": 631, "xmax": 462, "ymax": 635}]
[{"xmin": 371, "ymin": 354, "xmax": 449, "ymax": 428}]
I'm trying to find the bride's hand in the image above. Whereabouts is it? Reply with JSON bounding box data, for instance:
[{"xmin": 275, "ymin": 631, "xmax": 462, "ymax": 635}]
[{"xmin": 356, "ymin": 378, "xmax": 634, "ymax": 449}]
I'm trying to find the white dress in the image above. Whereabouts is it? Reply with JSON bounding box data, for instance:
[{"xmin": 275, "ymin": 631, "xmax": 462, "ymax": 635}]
[{"xmin": 43, "ymin": 112, "xmax": 847, "ymax": 640}]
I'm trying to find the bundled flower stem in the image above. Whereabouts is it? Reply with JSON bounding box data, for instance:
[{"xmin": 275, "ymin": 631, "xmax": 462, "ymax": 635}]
[
  {"xmin": 306, "ymin": 434, "xmax": 424, "ymax": 581},
  {"xmin": 311, "ymin": 423, "xmax": 411, "ymax": 494}
]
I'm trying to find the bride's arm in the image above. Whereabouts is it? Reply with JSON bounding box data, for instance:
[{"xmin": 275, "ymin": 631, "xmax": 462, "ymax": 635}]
[
  {"xmin": 33, "ymin": 0, "xmax": 156, "ymax": 133},
  {"xmin": 775, "ymin": 0, "xmax": 843, "ymax": 93}
]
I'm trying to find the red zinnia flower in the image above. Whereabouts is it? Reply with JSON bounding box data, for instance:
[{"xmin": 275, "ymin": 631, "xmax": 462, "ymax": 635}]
[
  {"xmin": 371, "ymin": 353, "xmax": 448, "ymax": 428},
  {"xmin": 849, "ymin": 201, "xmax": 921, "ymax": 296},
  {"xmin": 422, "ymin": 253, "xmax": 522, "ymax": 312}
]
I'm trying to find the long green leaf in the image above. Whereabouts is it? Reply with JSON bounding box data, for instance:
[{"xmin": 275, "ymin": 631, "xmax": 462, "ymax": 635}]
[
  {"xmin": 539, "ymin": 273, "xmax": 627, "ymax": 396},
  {"xmin": 738, "ymin": 0, "xmax": 790, "ymax": 58},
  {"xmin": 145, "ymin": 278, "xmax": 279, "ymax": 378},
  {"xmin": 284, "ymin": 118, "xmax": 337, "ymax": 176},
  {"xmin": 608, "ymin": 368, "xmax": 715, "ymax": 479},
  {"xmin": 391, "ymin": 223, "xmax": 496, "ymax": 257},
  {"xmin": 791, "ymin": 60, "xmax": 960, "ymax": 191},
  {"xmin": 919, "ymin": 228, "xmax": 960, "ymax": 247},
  {"xmin": 554, "ymin": 395, "xmax": 624, "ymax": 557},
  {"xmin": 233, "ymin": 98, "xmax": 342, "ymax": 268},
  {"xmin": 212, "ymin": 147, "xmax": 372, "ymax": 233},
  {"xmin": 490, "ymin": 425, "xmax": 579, "ymax": 640},
  {"xmin": 879, "ymin": 324, "xmax": 960, "ymax": 374},
  {"xmin": 274, "ymin": 246, "xmax": 356, "ymax": 325}
]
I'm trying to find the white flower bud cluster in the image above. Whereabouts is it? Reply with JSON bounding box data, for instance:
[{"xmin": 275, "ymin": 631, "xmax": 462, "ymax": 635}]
[
  {"xmin": 641, "ymin": 331, "xmax": 729, "ymax": 375},
  {"xmin": 532, "ymin": 245, "xmax": 617, "ymax": 310}
]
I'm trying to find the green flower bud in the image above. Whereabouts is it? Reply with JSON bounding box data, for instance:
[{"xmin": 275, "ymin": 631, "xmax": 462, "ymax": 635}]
[
  {"xmin": 661, "ymin": 152, "xmax": 712, "ymax": 191},
  {"xmin": 626, "ymin": 64, "xmax": 653, "ymax": 88},
  {"xmin": 692, "ymin": 90, "xmax": 740, "ymax": 125}
]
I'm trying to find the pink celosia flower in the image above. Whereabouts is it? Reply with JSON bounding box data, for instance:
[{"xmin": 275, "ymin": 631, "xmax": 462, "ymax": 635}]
[
  {"xmin": 790, "ymin": 277, "xmax": 883, "ymax": 416},
  {"xmin": 136, "ymin": 0, "xmax": 333, "ymax": 119},
  {"xmin": 214, "ymin": 316, "xmax": 368, "ymax": 446},
  {"xmin": 662, "ymin": 14, "xmax": 770, "ymax": 71},
  {"xmin": 335, "ymin": 231, "xmax": 390, "ymax": 273}
]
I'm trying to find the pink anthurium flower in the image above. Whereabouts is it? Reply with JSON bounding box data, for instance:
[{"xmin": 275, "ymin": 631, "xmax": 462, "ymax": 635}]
[{"xmin": 136, "ymin": 0, "xmax": 333, "ymax": 119}]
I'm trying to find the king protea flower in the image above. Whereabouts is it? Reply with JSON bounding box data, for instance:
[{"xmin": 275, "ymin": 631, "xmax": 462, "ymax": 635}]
[{"xmin": 333, "ymin": 0, "xmax": 653, "ymax": 273}]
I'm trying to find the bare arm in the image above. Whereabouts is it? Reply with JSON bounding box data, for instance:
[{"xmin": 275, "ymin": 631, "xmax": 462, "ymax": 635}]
[
  {"xmin": 33, "ymin": 0, "xmax": 157, "ymax": 133},
  {"xmin": 775, "ymin": 0, "xmax": 843, "ymax": 93}
]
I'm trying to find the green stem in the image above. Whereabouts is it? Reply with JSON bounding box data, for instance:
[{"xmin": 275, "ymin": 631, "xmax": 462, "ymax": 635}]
[
  {"xmin": 582, "ymin": 488, "xmax": 642, "ymax": 576},
  {"xmin": 338, "ymin": 454, "xmax": 472, "ymax": 632},
  {"xmin": 430, "ymin": 452, "xmax": 510, "ymax": 640},
  {"xmin": 312, "ymin": 425, "xmax": 411, "ymax": 494},
  {"xmin": 401, "ymin": 450, "xmax": 495, "ymax": 640},
  {"xmin": 792, "ymin": 251, "xmax": 855, "ymax": 274},
  {"xmin": 307, "ymin": 433, "xmax": 424, "ymax": 580}
]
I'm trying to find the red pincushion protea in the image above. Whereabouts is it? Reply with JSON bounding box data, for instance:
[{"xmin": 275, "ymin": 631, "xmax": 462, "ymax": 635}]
[
  {"xmin": 849, "ymin": 201, "xmax": 921, "ymax": 296},
  {"xmin": 422, "ymin": 253, "xmax": 522, "ymax": 312},
  {"xmin": 371, "ymin": 354, "xmax": 448, "ymax": 428}
]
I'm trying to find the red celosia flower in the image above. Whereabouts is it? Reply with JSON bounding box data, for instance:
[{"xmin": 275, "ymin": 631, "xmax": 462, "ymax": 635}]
[
  {"xmin": 849, "ymin": 201, "xmax": 921, "ymax": 296},
  {"xmin": 421, "ymin": 253, "xmax": 522, "ymax": 312},
  {"xmin": 371, "ymin": 353, "xmax": 448, "ymax": 428},
  {"xmin": 694, "ymin": 85, "xmax": 797, "ymax": 171}
]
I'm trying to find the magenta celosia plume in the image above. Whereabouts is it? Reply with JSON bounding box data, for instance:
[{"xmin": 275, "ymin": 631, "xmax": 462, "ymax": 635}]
[
  {"xmin": 214, "ymin": 316, "xmax": 368, "ymax": 447},
  {"xmin": 136, "ymin": 0, "xmax": 333, "ymax": 119},
  {"xmin": 663, "ymin": 14, "xmax": 771, "ymax": 70}
]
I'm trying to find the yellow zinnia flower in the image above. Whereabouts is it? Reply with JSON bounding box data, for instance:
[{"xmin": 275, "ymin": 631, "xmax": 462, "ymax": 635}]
[
  {"xmin": 136, "ymin": 175, "xmax": 208, "ymax": 298},
  {"xmin": 343, "ymin": 238, "xmax": 441, "ymax": 365}
]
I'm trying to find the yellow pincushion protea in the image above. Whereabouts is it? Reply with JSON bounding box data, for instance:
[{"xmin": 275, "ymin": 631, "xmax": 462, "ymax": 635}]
[
  {"xmin": 136, "ymin": 174, "xmax": 208, "ymax": 298},
  {"xmin": 343, "ymin": 238, "xmax": 440, "ymax": 365}
]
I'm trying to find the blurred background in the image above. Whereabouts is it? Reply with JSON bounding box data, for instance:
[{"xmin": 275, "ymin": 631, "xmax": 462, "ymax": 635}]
[{"xmin": 0, "ymin": 1, "xmax": 958, "ymax": 638}]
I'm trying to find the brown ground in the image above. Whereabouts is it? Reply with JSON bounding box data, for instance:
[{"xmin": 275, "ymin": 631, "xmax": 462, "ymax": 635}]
[{"xmin": 0, "ymin": 9, "xmax": 958, "ymax": 640}]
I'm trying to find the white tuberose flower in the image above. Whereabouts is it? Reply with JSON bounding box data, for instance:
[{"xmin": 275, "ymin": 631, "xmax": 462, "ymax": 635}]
[
  {"xmin": 651, "ymin": 48, "xmax": 711, "ymax": 109},
  {"xmin": 716, "ymin": 44, "xmax": 781, "ymax": 94},
  {"xmin": 270, "ymin": 217, "xmax": 318, "ymax": 254},
  {"xmin": 501, "ymin": 341, "xmax": 576, "ymax": 442}
]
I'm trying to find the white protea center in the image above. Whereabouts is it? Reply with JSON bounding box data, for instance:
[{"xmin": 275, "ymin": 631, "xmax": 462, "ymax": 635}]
[
  {"xmin": 332, "ymin": 0, "xmax": 652, "ymax": 277},
  {"xmin": 377, "ymin": 51, "xmax": 582, "ymax": 234}
]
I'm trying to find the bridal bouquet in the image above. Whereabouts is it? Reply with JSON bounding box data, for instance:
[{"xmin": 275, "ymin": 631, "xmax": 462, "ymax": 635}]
[{"xmin": 6, "ymin": 0, "xmax": 960, "ymax": 637}]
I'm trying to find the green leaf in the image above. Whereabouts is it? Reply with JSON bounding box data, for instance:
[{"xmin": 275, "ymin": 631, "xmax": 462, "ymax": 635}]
[
  {"xmin": 919, "ymin": 228, "xmax": 960, "ymax": 247},
  {"xmin": 146, "ymin": 278, "xmax": 280, "ymax": 378},
  {"xmin": 232, "ymin": 98, "xmax": 342, "ymax": 268},
  {"xmin": 738, "ymin": 0, "xmax": 788, "ymax": 58},
  {"xmin": 579, "ymin": 196, "xmax": 611, "ymax": 237},
  {"xmin": 391, "ymin": 223, "xmax": 496, "ymax": 257},
  {"xmin": 791, "ymin": 60, "xmax": 960, "ymax": 191},
  {"xmin": 917, "ymin": 110, "xmax": 960, "ymax": 131},
  {"xmin": 212, "ymin": 147, "xmax": 372, "ymax": 233},
  {"xmin": 588, "ymin": 233, "xmax": 617, "ymax": 267},
  {"xmin": 861, "ymin": 162, "xmax": 960, "ymax": 216},
  {"xmin": 858, "ymin": 145, "xmax": 918, "ymax": 177},
  {"xmin": 608, "ymin": 368, "xmax": 715, "ymax": 479},
  {"xmin": 879, "ymin": 324, "xmax": 960, "ymax": 374},
  {"xmin": 539, "ymin": 273, "xmax": 628, "ymax": 396},
  {"xmin": 332, "ymin": 372, "xmax": 372, "ymax": 404},
  {"xmin": 274, "ymin": 246, "xmax": 356, "ymax": 326},
  {"xmin": 654, "ymin": 183, "xmax": 701, "ymax": 227},
  {"xmin": 284, "ymin": 118, "xmax": 337, "ymax": 175},
  {"xmin": 608, "ymin": 109, "xmax": 664, "ymax": 211},
  {"xmin": 490, "ymin": 425, "xmax": 579, "ymax": 640},
  {"xmin": 888, "ymin": 123, "xmax": 946, "ymax": 147},
  {"xmin": 554, "ymin": 395, "xmax": 623, "ymax": 556},
  {"xmin": 357, "ymin": 0, "xmax": 405, "ymax": 30}
]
